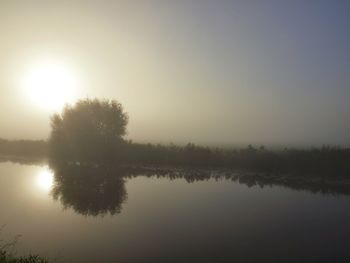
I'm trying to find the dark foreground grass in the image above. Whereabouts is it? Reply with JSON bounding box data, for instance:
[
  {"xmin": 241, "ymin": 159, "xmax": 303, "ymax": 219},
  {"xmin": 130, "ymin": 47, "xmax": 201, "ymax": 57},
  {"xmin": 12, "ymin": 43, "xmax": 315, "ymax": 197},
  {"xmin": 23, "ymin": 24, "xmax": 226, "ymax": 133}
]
[
  {"xmin": 0, "ymin": 229, "xmax": 49, "ymax": 263},
  {"xmin": 0, "ymin": 250, "xmax": 48, "ymax": 263}
]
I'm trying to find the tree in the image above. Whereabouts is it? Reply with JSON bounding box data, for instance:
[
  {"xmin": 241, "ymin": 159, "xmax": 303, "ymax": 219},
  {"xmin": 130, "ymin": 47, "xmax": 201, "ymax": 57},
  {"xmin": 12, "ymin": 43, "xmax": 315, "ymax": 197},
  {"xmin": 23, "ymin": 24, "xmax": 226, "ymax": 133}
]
[{"xmin": 49, "ymin": 98, "xmax": 128, "ymax": 163}]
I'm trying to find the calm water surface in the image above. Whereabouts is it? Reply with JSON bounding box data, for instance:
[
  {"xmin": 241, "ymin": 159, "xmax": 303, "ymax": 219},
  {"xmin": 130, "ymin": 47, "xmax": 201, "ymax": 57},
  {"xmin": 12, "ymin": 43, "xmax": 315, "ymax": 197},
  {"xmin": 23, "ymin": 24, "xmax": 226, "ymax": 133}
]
[{"xmin": 1, "ymin": 161, "xmax": 350, "ymax": 262}]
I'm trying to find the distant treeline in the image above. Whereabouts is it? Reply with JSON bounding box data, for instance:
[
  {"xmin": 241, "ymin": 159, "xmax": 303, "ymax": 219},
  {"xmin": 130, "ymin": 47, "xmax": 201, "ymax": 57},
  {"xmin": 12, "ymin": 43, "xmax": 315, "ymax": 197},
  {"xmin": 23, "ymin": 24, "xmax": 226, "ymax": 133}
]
[
  {"xmin": 119, "ymin": 143, "xmax": 350, "ymax": 175},
  {"xmin": 0, "ymin": 138, "xmax": 47, "ymax": 157},
  {"xmin": 1, "ymin": 137, "xmax": 350, "ymax": 175}
]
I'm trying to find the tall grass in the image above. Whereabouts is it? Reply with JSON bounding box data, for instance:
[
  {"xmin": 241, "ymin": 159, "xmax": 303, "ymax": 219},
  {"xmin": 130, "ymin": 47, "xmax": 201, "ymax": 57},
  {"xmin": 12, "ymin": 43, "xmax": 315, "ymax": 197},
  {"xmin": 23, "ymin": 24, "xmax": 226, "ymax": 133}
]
[{"xmin": 0, "ymin": 227, "xmax": 49, "ymax": 263}]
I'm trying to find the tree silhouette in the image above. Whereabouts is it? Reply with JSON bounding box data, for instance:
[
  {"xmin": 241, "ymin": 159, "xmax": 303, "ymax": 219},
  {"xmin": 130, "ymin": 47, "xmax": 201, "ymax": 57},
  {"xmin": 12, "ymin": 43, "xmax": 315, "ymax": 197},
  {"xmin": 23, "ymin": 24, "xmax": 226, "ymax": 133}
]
[{"xmin": 49, "ymin": 98, "xmax": 128, "ymax": 163}]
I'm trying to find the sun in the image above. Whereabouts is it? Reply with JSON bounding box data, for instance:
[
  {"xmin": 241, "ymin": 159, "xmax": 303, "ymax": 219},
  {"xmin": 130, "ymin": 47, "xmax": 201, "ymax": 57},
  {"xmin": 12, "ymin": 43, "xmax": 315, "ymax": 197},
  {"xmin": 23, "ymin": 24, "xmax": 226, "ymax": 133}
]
[{"xmin": 22, "ymin": 59, "xmax": 80, "ymax": 111}]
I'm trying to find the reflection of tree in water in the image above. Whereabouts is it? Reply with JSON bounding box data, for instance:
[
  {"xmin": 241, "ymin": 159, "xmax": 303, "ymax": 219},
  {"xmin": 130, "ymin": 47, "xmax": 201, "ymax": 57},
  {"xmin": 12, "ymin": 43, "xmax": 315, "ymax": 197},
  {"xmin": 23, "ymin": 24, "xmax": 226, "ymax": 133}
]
[
  {"xmin": 48, "ymin": 160, "xmax": 350, "ymax": 217},
  {"xmin": 50, "ymin": 162, "xmax": 127, "ymax": 217},
  {"xmin": 124, "ymin": 167, "xmax": 350, "ymax": 196}
]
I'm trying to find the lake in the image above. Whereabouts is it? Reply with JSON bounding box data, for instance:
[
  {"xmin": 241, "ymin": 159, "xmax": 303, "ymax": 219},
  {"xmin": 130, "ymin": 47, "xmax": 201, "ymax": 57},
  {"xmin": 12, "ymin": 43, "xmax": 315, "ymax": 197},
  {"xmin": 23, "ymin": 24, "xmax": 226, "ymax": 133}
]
[{"xmin": 1, "ymin": 161, "xmax": 350, "ymax": 262}]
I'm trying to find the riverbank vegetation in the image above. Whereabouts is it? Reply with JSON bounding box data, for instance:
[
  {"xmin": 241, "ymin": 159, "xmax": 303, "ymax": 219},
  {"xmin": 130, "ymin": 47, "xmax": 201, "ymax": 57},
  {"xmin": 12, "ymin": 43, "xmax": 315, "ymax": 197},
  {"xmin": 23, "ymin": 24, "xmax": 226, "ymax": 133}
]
[
  {"xmin": 118, "ymin": 143, "xmax": 350, "ymax": 175},
  {"xmin": 1, "ymin": 138, "xmax": 349, "ymax": 176}
]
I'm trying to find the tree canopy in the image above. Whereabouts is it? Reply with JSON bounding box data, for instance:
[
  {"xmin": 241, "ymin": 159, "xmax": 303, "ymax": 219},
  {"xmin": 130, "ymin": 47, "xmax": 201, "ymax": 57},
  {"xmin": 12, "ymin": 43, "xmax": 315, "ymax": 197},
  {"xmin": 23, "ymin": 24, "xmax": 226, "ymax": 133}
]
[{"xmin": 49, "ymin": 98, "xmax": 128, "ymax": 163}]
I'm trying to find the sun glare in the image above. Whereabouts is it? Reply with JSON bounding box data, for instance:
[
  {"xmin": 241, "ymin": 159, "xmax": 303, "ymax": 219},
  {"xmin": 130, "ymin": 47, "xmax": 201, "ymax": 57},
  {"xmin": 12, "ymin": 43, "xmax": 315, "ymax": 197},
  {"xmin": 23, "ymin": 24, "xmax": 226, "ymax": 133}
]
[
  {"xmin": 22, "ymin": 59, "xmax": 80, "ymax": 111},
  {"xmin": 36, "ymin": 168, "xmax": 54, "ymax": 192}
]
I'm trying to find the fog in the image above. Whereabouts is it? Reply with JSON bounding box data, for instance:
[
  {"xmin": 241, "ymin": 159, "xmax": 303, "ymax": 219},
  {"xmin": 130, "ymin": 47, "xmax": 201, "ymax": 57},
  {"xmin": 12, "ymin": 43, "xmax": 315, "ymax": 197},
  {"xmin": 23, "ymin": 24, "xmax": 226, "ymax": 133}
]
[{"xmin": 1, "ymin": 0, "xmax": 350, "ymax": 147}]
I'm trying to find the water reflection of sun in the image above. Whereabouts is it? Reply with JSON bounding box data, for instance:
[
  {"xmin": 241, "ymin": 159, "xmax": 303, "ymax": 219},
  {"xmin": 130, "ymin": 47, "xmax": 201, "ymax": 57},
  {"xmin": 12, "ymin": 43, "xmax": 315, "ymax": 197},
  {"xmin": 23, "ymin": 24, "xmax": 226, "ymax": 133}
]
[{"xmin": 36, "ymin": 168, "xmax": 54, "ymax": 192}]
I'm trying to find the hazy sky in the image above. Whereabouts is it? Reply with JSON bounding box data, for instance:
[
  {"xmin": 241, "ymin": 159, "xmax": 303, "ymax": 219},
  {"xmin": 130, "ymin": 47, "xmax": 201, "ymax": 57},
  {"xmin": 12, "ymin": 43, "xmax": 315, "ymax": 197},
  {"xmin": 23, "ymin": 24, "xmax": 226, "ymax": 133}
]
[{"xmin": 1, "ymin": 0, "xmax": 350, "ymax": 146}]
